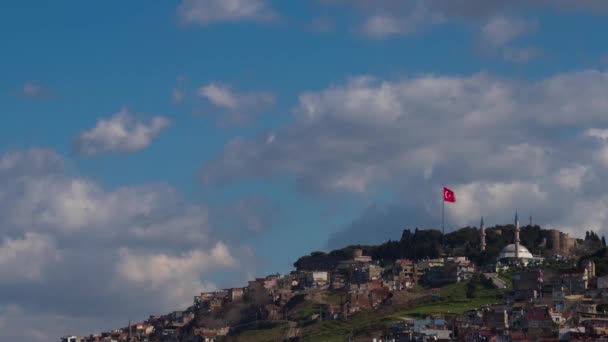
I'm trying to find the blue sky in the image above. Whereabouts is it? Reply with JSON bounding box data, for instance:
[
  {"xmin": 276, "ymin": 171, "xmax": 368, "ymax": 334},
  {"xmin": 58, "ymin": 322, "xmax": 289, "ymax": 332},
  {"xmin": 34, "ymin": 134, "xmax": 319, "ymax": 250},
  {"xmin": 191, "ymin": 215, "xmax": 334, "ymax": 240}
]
[{"xmin": 2, "ymin": 0, "xmax": 608, "ymax": 340}]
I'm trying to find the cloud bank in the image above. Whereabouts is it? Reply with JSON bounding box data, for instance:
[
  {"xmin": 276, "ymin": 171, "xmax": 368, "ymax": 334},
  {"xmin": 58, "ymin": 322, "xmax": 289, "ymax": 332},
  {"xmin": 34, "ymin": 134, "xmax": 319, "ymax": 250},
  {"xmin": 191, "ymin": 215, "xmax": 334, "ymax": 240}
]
[{"xmin": 200, "ymin": 70, "xmax": 608, "ymax": 246}]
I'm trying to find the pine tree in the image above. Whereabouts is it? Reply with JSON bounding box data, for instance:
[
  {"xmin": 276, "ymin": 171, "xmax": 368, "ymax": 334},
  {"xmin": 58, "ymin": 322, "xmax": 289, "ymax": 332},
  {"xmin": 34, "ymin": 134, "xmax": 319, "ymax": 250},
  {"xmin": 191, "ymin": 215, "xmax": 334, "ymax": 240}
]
[
  {"xmin": 466, "ymin": 275, "xmax": 478, "ymax": 298},
  {"xmin": 602, "ymin": 236, "xmax": 607, "ymax": 248}
]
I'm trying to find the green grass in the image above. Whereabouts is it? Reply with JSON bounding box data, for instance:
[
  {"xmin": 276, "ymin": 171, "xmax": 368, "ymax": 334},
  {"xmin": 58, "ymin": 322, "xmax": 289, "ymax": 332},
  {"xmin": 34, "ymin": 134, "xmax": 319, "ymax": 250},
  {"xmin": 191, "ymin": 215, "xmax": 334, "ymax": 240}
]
[
  {"xmin": 233, "ymin": 281, "xmax": 505, "ymax": 341},
  {"xmin": 392, "ymin": 282, "xmax": 503, "ymax": 318},
  {"xmin": 497, "ymin": 270, "xmax": 514, "ymax": 290},
  {"xmin": 299, "ymin": 282, "xmax": 504, "ymax": 340},
  {"xmin": 235, "ymin": 322, "xmax": 288, "ymax": 342},
  {"xmin": 323, "ymin": 290, "xmax": 345, "ymax": 305},
  {"xmin": 289, "ymin": 301, "xmax": 323, "ymax": 322}
]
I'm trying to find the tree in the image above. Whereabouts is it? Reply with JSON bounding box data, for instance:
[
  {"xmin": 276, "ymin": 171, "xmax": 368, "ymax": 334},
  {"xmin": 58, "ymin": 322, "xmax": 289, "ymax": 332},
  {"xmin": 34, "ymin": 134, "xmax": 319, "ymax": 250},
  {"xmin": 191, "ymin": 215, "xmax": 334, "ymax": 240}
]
[
  {"xmin": 466, "ymin": 279, "xmax": 477, "ymax": 298},
  {"xmin": 603, "ymin": 236, "xmax": 607, "ymax": 248},
  {"xmin": 466, "ymin": 274, "xmax": 480, "ymax": 298},
  {"xmin": 481, "ymin": 274, "xmax": 496, "ymax": 289}
]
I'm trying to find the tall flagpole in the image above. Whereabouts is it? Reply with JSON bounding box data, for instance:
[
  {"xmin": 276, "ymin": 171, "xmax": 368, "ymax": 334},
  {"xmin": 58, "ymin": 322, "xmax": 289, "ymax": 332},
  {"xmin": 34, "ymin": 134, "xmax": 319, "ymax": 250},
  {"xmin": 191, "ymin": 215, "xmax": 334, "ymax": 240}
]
[
  {"xmin": 442, "ymin": 192, "xmax": 445, "ymax": 236},
  {"xmin": 442, "ymin": 185, "xmax": 445, "ymax": 247}
]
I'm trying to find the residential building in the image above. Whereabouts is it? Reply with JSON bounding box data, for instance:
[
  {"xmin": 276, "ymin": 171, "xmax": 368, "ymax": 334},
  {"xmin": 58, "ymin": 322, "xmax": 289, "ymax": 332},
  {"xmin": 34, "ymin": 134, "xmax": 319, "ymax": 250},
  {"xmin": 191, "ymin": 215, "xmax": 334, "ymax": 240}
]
[
  {"xmin": 228, "ymin": 288, "xmax": 243, "ymax": 302},
  {"xmin": 561, "ymin": 268, "xmax": 589, "ymax": 292}
]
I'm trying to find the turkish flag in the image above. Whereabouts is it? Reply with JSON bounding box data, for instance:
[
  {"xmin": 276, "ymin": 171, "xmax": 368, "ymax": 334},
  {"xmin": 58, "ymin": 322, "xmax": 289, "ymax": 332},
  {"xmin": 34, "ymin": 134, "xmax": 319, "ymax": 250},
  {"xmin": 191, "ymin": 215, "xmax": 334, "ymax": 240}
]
[{"xmin": 443, "ymin": 187, "xmax": 456, "ymax": 203}]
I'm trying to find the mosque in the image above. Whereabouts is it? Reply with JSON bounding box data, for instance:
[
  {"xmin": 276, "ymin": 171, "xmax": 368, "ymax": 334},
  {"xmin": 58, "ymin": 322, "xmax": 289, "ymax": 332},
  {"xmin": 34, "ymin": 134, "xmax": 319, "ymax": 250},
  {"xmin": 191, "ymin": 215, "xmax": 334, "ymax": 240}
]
[{"xmin": 479, "ymin": 213, "xmax": 544, "ymax": 268}]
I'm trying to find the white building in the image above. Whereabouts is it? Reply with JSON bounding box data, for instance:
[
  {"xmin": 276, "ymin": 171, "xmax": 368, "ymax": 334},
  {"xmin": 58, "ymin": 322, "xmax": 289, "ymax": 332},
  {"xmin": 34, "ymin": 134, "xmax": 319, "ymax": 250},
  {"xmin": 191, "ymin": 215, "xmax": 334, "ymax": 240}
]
[{"xmin": 497, "ymin": 212, "xmax": 544, "ymax": 267}]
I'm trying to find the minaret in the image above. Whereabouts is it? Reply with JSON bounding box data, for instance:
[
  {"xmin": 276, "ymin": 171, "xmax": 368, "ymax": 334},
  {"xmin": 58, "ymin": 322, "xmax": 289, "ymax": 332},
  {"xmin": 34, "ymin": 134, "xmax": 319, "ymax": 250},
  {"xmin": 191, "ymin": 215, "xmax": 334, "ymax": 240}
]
[
  {"xmin": 515, "ymin": 211, "xmax": 520, "ymax": 259},
  {"xmin": 480, "ymin": 217, "xmax": 486, "ymax": 252},
  {"xmin": 128, "ymin": 319, "xmax": 132, "ymax": 342}
]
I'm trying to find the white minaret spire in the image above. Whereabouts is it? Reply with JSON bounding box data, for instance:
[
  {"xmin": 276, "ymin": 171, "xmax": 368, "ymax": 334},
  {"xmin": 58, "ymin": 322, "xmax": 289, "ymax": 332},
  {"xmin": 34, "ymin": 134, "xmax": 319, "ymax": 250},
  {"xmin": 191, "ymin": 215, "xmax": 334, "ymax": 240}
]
[
  {"xmin": 480, "ymin": 216, "xmax": 486, "ymax": 252},
  {"xmin": 515, "ymin": 211, "xmax": 520, "ymax": 259}
]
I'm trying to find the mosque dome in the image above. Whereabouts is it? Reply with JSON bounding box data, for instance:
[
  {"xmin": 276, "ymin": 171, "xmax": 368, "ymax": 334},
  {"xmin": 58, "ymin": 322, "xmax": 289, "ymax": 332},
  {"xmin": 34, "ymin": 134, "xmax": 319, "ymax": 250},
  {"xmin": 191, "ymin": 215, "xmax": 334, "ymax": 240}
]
[{"xmin": 498, "ymin": 244, "xmax": 534, "ymax": 260}]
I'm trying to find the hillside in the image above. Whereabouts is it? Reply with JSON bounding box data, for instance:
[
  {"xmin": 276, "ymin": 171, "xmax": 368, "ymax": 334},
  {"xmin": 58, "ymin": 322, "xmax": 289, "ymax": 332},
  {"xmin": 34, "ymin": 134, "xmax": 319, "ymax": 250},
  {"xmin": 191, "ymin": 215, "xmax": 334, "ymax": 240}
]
[{"xmin": 65, "ymin": 225, "xmax": 605, "ymax": 341}]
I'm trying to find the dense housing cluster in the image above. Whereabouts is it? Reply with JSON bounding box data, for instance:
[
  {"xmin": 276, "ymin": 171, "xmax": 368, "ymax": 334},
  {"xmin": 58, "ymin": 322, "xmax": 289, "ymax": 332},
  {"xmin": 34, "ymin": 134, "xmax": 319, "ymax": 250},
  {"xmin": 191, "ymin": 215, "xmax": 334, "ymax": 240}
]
[{"xmin": 62, "ymin": 220, "xmax": 608, "ymax": 341}]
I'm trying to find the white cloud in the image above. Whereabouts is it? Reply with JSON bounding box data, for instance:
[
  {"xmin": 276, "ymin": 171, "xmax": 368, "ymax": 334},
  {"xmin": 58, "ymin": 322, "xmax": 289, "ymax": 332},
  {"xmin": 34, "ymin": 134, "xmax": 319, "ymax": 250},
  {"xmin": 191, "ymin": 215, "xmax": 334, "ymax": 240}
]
[
  {"xmin": 200, "ymin": 84, "xmax": 241, "ymax": 109},
  {"xmin": 585, "ymin": 128, "xmax": 608, "ymax": 141},
  {"xmin": 177, "ymin": 0, "xmax": 276, "ymax": 26},
  {"xmin": 198, "ymin": 83, "xmax": 276, "ymax": 126},
  {"xmin": 555, "ymin": 165, "xmax": 588, "ymax": 190},
  {"xmin": 202, "ymin": 70, "xmax": 608, "ymax": 244},
  {"xmin": 202, "ymin": 71, "xmax": 608, "ymax": 194},
  {"xmin": 476, "ymin": 17, "xmax": 539, "ymax": 64},
  {"xmin": 199, "ymin": 83, "xmax": 275, "ymax": 111},
  {"xmin": 585, "ymin": 128, "xmax": 608, "ymax": 168},
  {"xmin": 0, "ymin": 149, "xmax": 213, "ymax": 245},
  {"xmin": 480, "ymin": 17, "xmax": 536, "ymax": 47},
  {"xmin": 0, "ymin": 233, "xmax": 61, "ymax": 283},
  {"xmin": 0, "ymin": 148, "xmax": 254, "ymax": 339},
  {"xmin": 320, "ymin": 0, "xmax": 608, "ymax": 39},
  {"xmin": 448, "ymin": 181, "xmax": 547, "ymax": 225},
  {"xmin": 73, "ymin": 109, "xmax": 171, "ymax": 156},
  {"xmin": 362, "ymin": 14, "xmax": 413, "ymax": 38},
  {"xmin": 117, "ymin": 242, "xmax": 236, "ymax": 308}
]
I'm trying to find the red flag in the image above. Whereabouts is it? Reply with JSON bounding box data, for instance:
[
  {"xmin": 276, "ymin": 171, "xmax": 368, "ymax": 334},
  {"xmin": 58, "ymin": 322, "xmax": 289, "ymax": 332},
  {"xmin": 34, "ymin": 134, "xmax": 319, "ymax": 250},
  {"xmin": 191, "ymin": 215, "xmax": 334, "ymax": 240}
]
[{"xmin": 443, "ymin": 187, "xmax": 456, "ymax": 203}]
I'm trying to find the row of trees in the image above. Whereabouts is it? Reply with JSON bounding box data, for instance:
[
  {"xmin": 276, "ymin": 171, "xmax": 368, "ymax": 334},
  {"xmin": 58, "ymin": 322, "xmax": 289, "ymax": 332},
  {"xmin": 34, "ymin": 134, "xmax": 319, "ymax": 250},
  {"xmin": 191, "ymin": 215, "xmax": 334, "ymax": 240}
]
[{"xmin": 295, "ymin": 225, "xmax": 607, "ymax": 271}]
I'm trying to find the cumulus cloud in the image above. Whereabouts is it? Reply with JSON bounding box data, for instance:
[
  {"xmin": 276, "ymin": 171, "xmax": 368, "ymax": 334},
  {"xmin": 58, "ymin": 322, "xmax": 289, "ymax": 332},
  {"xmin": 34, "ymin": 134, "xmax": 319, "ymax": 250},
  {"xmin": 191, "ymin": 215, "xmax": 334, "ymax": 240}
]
[
  {"xmin": 0, "ymin": 148, "xmax": 253, "ymax": 339},
  {"xmin": 201, "ymin": 70, "xmax": 608, "ymax": 244},
  {"xmin": 202, "ymin": 71, "xmax": 608, "ymax": 192},
  {"xmin": 199, "ymin": 83, "xmax": 276, "ymax": 111},
  {"xmin": 177, "ymin": 0, "xmax": 277, "ymax": 26},
  {"xmin": 73, "ymin": 109, "xmax": 171, "ymax": 156},
  {"xmin": 0, "ymin": 149, "xmax": 214, "ymax": 245},
  {"xmin": 198, "ymin": 83, "xmax": 276, "ymax": 126},
  {"xmin": 555, "ymin": 165, "xmax": 588, "ymax": 191},
  {"xmin": 585, "ymin": 128, "xmax": 608, "ymax": 168},
  {"xmin": 0, "ymin": 233, "xmax": 61, "ymax": 283},
  {"xmin": 117, "ymin": 242, "xmax": 236, "ymax": 308}
]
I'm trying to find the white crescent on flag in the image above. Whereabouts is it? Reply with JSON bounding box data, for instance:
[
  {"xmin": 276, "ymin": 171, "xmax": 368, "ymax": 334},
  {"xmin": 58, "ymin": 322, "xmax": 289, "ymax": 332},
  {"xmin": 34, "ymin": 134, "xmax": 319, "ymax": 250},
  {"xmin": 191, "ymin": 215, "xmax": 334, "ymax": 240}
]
[{"xmin": 443, "ymin": 187, "xmax": 455, "ymax": 203}]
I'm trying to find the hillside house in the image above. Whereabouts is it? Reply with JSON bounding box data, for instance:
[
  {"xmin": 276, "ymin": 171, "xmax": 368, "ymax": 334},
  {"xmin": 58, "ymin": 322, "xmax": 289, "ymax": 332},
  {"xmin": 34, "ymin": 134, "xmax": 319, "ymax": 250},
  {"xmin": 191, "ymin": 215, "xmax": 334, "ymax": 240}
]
[
  {"xmin": 444, "ymin": 258, "xmax": 475, "ymax": 283},
  {"xmin": 307, "ymin": 271, "xmax": 329, "ymax": 286},
  {"xmin": 485, "ymin": 308, "xmax": 509, "ymax": 332},
  {"xmin": 527, "ymin": 306, "xmax": 558, "ymax": 339},
  {"xmin": 228, "ymin": 288, "xmax": 243, "ymax": 302},
  {"xmin": 560, "ymin": 268, "xmax": 589, "ymax": 293},
  {"xmin": 416, "ymin": 258, "xmax": 444, "ymax": 271},
  {"xmin": 135, "ymin": 322, "xmax": 154, "ymax": 336}
]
